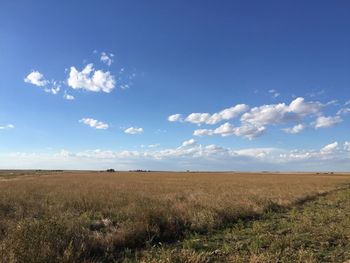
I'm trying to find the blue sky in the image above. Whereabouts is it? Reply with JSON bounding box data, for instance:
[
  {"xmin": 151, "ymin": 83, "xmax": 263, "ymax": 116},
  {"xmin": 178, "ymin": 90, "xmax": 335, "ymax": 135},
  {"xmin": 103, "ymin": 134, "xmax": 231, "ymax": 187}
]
[{"xmin": 0, "ymin": 0, "xmax": 349, "ymax": 171}]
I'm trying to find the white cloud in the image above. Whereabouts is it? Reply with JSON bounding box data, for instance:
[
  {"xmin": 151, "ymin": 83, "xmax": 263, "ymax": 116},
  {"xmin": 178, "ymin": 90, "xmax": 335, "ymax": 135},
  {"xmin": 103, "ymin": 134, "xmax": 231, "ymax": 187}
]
[
  {"xmin": 337, "ymin": 108, "xmax": 350, "ymax": 115},
  {"xmin": 67, "ymin": 64, "xmax": 115, "ymax": 93},
  {"xmin": 100, "ymin": 52, "xmax": 114, "ymax": 66},
  {"xmin": 307, "ymin": 89, "xmax": 325, "ymax": 98},
  {"xmin": 51, "ymin": 87, "xmax": 60, "ymax": 95},
  {"xmin": 283, "ymin": 124, "xmax": 305, "ymax": 134},
  {"xmin": 148, "ymin": 144, "xmax": 160, "ymax": 148},
  {"xmin": 344, "ymin": 142, "xmax": 350, "ymax": 151},
  {"xmin": 79, "ymin": 118, "xmax": 109, "ymax": 129},
  {"xmin": 325, "ymin": 99, "xmax": 338, "ymax": 106},
  {"xmin": 0, "ymin": 124, "xmax": 15, "ymax": 130},
  {"xmin": 1, "ymin": 140, "xmax": 350, "ymax": 171},
  {"xmin": 241, "ymin": 97, "xmax": 322, "ymax": 127},
  {"xmin": 168, "ymin": 114, "xmax": 183, "ymax": 122},
  {"xmin": 193, "ymin": 129, "xmax": 213, "ymax": 136},
  {"xmin": 314, "ymin": 116, "xmax": 342, "ymax": 129},
  {"xmin": 234, "ymin": 148, "xmax": 278, "ymax": 159},
  {"xmin": 277, "ymin": 141, "xmax": 349, "ymax": 164},
  {"xmin": 181, "ymin": 139, "xmax": 196, "ymax": 147},
  {"xmin": 345, "ymin": 100, "xmax": 350, "ymax": 106},
  {"xmin": 24, "ymin": 71, "xmax": 49, "ymax": 87},
  {"xmin": 25, "ymin": 72, "xmax": 64, "ymax": 96},
  {"xmin": 232, "ymin": 123, "xmax": 266, "ymax": 139},
  {"xmin": 185, "ymin": 113, "xmax": 211, "ymax": 125},
  {"xmin": 124, "ymin": 127, "xmax": 144, "ymax": 135},
  {"xmin": 63, "ymin": 93, "xmax": 75, "ymax": 100},
  {"xmin": 194, "ymin": 122, "xmax": 265, "ymax": 140},
  {"xmin": 175, "ymin": 97, "xmax": 343, "ymax": 140},
  {"xmin": 320, "ymin": 142, "xmax": 338, "ymax": 153},
  {"xmin": 44, "ymin": 86, "xmax": 60, "ymax": 95},
  {"xmin": 268, "ymin": 89, "xmax": 280, "ymax": 98},
  {"xmin": 183, "ymin": 104, "xmax": 249, "ymax": 125}
]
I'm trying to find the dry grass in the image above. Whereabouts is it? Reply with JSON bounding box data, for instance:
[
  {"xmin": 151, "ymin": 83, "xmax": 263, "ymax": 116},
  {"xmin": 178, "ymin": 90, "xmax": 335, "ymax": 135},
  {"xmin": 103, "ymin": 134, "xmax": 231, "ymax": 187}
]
[{"xmin": 0, "ymin": 171, "xmax": 349, "ymax": 262}]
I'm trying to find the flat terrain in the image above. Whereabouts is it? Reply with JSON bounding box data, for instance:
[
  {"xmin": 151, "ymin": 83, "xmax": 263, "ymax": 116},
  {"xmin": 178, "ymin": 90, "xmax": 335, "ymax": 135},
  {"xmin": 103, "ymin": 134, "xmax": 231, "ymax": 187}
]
[{"xmin": 0, "ymin": 171, "xmax": 350, "ymax": 262}]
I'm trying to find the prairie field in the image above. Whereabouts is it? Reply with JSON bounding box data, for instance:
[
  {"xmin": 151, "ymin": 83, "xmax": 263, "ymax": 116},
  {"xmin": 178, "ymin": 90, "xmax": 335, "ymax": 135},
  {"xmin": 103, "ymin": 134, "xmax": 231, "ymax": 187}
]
[{"xmin": 0, "ymin": 171, "xmax": 350, "ymax": 262}]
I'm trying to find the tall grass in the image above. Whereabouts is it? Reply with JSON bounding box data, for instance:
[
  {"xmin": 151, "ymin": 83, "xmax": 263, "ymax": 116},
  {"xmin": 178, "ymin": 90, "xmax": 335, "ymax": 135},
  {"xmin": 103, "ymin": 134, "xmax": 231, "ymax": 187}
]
[{"xmin": 0, "ymin": 171, "xmax": 349, "ymax": 262}]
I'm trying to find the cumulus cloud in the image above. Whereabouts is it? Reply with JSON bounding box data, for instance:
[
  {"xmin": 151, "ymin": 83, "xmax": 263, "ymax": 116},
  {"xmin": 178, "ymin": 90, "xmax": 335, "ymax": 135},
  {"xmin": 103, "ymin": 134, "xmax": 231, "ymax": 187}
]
[
  {"xmin": 241, "ymin": 97, "xmax": 322, "ymax": 127},
  {"xmin": 321, "ymin": 142, "xmax": 338, "ymax": 153},
  {"xmin": 100, "ymin": 52, "xmax": 114, "ymax": 66},
  {"xmin": 177, "ymin": 97, "xmax": 343, "ymax": 140},
  {"xmin": 283, "ymin": 124, "xmax": 305, "ymax": 134},
  {"xmin": 79, "ymin": 118, "xmax": 109, "ymax": 129},
  {"xmin": 67, "ymin": 64, "xmax": 115, "ymax": 93},
  {"xmin": 314, "ymin": 116, "xmax": 342, "ymax": 129},
  {"xmin": 184, "ymin": 104, "xmax": 249, "ymax": 125},
  {"xmin": 124, "ymin": 127, "xmax": 144, "ymax": 135},
  {"xmin": 168, "ymin": 114, "xmax": 183, "ymax": 122},
  {"xmin": 24, "ymin": 71, "xmax": 49, "ymax": 87},
  {"xmin": 194, "ymin": 122, "xmax": 265, "ymax": 140},
  {"xmin": 0, "ymin": 124, "xmax": 15, "ymax": 130}
]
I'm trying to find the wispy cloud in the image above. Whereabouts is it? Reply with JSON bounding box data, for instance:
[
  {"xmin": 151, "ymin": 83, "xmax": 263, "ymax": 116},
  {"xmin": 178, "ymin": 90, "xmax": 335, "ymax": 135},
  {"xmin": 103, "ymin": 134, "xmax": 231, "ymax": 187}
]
[
  {"xmin": 0, "ymin": 124, "xmax": 15, "ymax": 130},
  {"xmin": 337, "ymin": 108, "xmax": 350, "ymax": 115},
  {"xmin": 268, "ymin": 89, "xmax": 280, "ymax": 98},
  {"xmin": 63, "ymin": 92, "xmax": 75, "ymax": 100},
  {"xmin": 100, "ymin": 52, "xmax": 114, "ymax": 66},
  {"xmin": 344, "ymin": 141, "xmax": 350, "ymax": 151}
]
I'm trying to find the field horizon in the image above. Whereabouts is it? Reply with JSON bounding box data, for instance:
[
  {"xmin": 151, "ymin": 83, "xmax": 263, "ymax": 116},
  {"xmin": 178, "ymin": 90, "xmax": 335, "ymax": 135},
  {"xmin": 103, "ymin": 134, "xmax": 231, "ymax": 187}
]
[
  {"xmin": 2, "ymin": 169, "xmax": 350, "ymax": 173},
  {"xmin": 1, "ymin": 170, "xmax": 350, "ymax": 262}
]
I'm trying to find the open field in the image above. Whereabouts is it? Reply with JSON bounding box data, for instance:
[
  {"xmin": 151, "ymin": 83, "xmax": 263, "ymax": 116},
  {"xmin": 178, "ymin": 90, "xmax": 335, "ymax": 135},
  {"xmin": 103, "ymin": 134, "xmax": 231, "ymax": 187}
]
[{"xmin": 0, "ymin": 171, "xmax": 350, "ymax": 262}]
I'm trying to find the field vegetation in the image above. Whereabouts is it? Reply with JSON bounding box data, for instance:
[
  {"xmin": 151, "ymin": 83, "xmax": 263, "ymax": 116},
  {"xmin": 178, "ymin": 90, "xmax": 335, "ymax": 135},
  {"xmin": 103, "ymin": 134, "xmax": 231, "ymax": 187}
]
[{"xmin": 0, "ymin": 171, "xmax": 349, "ymax": 262}]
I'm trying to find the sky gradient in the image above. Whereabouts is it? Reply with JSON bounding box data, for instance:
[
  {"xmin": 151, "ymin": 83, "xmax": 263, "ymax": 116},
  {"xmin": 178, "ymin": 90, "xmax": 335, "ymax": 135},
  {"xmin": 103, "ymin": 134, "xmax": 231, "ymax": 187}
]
[{"xmin": 0, "ymin": 0, "xmax": 349, "ymax": 171}]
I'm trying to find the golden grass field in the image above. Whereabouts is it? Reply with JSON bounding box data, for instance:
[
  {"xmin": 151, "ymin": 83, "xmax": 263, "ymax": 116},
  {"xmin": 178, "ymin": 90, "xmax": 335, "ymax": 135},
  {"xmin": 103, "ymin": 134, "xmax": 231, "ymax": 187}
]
[{"xmin": 1, "ymin": 171, "xmax": 350, "ymax": 262}]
